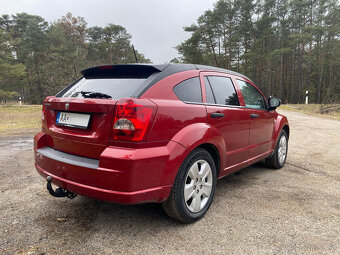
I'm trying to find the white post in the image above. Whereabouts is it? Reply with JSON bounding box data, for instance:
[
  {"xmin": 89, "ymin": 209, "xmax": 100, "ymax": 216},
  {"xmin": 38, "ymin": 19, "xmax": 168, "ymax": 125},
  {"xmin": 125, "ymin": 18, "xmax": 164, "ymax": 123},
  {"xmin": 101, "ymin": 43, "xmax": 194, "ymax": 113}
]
[
  {"xmin": 305, "ymin": 91, "xmax": 308, "ymax": 104},
  {"xmin": 19, "ymin": 96, "xmax": 22, "ymax": 106}
]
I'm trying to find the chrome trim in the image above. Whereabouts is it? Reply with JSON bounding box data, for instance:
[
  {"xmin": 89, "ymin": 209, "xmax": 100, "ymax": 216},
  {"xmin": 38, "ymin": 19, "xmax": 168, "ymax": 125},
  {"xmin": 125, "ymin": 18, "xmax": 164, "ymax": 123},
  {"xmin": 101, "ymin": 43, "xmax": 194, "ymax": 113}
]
[{"xmin": 203, "ymin": 103, "xmax": 245, "ymax": 108}]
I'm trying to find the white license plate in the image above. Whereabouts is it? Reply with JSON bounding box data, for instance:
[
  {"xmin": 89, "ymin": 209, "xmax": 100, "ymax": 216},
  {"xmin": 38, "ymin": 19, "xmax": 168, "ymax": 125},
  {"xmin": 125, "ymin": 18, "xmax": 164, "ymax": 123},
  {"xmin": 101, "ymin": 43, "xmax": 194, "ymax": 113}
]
[{"xmin": 56, "ymin": 112, "xmax": 90, "ymax": 129}]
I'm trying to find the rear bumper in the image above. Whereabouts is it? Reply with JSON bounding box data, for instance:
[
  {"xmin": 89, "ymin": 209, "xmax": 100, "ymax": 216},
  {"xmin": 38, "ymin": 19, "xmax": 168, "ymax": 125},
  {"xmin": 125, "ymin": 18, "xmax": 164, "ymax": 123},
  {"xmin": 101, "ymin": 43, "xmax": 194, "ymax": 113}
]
[
  {"xmin": 35, "ymin": 163, "xmax": 171, "ymax": 204},
  {"xmin": 34, "ymin": 132, "xmax": 188, "ymax": 204}
]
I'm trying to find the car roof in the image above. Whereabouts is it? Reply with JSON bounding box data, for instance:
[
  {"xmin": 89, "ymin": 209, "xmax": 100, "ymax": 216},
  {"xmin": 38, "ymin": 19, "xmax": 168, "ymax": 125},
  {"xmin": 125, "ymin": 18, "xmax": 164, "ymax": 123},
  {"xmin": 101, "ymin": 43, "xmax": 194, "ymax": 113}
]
[{"xmin": 80, "ymin": 63, "xmax": 253, "ymax": 98}]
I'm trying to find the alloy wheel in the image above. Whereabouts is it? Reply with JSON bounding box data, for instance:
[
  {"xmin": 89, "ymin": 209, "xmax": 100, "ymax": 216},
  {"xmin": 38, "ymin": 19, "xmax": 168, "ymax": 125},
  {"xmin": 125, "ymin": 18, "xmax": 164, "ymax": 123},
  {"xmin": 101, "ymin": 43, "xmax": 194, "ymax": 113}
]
[{"xmin": 184, "ymin": 160, "xmax": 213, "ymax": 213}]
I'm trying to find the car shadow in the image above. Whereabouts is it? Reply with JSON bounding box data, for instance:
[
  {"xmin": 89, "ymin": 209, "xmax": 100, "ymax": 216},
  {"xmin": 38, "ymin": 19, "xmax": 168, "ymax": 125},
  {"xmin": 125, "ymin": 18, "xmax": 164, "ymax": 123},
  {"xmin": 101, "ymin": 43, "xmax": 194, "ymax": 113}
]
[
  {"xmin": 214, "ymin": 161, "xmax": 273, "ymax": 198},
  {"xmin": 34, "ymin": 161, "xmax": 274, "ymax": 239}
]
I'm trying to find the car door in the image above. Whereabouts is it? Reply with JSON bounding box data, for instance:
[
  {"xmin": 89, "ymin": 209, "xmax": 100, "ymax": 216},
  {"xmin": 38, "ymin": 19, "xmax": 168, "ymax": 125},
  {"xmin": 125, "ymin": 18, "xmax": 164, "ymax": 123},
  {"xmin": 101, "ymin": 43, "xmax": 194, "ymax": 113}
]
[
  {"xmin": 201, "ymin": 72, "xmax": 250, "ymax": 171},
  {"xmin": 235, "ymin": 79, "xmax": 275, "ymax": 159}
]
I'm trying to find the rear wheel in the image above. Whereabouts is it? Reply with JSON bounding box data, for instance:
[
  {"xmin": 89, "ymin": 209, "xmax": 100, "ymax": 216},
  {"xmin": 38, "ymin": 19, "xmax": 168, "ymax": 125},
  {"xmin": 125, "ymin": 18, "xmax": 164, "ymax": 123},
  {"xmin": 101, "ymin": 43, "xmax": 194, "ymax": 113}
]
[
  {"xmin": 162, "ymin": 148, "xmax": 217, "ymax": 223},
  {"xmin": 266, "ymin": 130, "xmax": 288, "ymax": 169}
]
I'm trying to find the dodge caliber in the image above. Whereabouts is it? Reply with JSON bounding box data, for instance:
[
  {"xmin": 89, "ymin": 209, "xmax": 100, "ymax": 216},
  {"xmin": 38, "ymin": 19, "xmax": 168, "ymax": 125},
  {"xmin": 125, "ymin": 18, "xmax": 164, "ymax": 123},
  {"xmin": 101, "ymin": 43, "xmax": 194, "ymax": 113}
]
[{"xmin": 34, "ymin": 64, "xmax": 289, "ymax": 223}]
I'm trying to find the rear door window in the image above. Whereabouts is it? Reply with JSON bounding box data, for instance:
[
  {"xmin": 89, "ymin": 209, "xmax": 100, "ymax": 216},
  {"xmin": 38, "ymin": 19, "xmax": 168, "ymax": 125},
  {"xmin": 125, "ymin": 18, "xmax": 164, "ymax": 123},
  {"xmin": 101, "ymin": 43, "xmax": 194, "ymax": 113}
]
[
  {"xmin": 206, "ymin": 76, "xmax": 239, "ymax": 106},
  {"xmin": 173, "ymin": 77, "xmax": 202, "ymax": 103},
  {"xmin": 204, "ymin": 77, "xmax": 216, "ymax": 104}
]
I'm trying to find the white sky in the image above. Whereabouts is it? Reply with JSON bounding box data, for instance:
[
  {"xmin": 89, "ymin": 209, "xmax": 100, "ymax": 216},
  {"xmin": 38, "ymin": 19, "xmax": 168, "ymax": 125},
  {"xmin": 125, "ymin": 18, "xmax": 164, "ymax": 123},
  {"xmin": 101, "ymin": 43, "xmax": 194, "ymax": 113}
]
[{"xmin": 0, "ymin": 0, "xmax": 217, "ymax": 63}]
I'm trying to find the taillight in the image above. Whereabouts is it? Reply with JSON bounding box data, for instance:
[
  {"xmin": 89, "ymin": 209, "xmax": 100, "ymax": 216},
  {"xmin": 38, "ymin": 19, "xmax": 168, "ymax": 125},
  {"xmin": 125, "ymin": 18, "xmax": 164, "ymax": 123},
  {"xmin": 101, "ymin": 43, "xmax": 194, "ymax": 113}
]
[
  {"xmin": 41, "ymin": 106, "xmax": 46, "ymax": 132},
  {"xmin": 112, "ymin": 99, "xmax": 157, "ymax": 142}
]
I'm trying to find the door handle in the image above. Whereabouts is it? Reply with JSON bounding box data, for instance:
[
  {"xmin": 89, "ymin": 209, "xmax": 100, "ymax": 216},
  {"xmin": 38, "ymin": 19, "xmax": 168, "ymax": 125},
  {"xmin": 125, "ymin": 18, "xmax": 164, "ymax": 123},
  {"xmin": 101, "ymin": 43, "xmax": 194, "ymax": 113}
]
[
  {"xmin": 210, "ymin": 112, "xmax": 225, "ymax": 118},
  {"xmin": 250, "ymin": 114, "xmax": 259, "ymax": 119}
]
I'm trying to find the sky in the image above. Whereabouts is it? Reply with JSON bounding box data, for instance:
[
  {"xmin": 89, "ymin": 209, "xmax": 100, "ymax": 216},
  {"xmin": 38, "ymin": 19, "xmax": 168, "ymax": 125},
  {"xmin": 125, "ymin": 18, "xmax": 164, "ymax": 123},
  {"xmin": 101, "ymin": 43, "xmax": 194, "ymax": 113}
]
[{"xmin": 0, "ymin": 0, "xmax": 217, "ymax": 63}]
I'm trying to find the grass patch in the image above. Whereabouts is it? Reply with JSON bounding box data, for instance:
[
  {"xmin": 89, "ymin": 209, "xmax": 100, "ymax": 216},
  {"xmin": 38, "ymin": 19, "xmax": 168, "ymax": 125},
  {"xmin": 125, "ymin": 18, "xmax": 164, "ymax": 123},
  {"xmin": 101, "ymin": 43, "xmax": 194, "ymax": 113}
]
[
  {"xmin": 280, "ymin": 104, "xmax": 340, "ymax": 120},
  {"xmin": 0, "ymin": 105, "xmax": 41, "ymax": 136},
  {"xmin": 0, "ymin": 103, "xmax": 338, "ymax": 136}
]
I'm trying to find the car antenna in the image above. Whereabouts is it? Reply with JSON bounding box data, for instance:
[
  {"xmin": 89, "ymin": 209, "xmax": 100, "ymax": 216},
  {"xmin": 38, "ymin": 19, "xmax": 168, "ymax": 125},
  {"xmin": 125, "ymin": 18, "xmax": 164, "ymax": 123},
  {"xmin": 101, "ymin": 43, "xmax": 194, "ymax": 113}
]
[{"xmin": 132, "ymin": 45, "xmax": 138, "ymax": 63}]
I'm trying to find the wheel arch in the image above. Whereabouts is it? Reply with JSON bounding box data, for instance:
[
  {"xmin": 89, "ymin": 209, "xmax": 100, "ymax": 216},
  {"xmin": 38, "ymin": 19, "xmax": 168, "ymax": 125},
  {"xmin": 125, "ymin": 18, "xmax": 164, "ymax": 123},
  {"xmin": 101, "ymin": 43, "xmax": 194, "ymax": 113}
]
[
  {"xmin": 170, "ymin": 122, "xmax": 226, "ymax": 178},
  {"xmin": 282, "ymin": 124, "xmax": 290, "ymax": 139},
  {"xmin": 160, "ymin": 123, "xmax": 225, "ymax": 196},
  {"xmin": 197, "ymin": 143, "xmax": 221, "ymax": 178},
  {"xmin": 272, "ymin": 114, "xmax": 289, "ymax": 149}
]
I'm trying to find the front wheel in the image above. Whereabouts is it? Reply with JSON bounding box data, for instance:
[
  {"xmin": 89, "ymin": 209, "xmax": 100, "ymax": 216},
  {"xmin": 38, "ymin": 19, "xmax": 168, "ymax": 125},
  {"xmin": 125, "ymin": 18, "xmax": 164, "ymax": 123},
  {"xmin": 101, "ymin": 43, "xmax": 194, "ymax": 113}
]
[
  {"xmin": 162, "ymin": 148, "xmax": 217, "ymax": 223},
  {"xmin": 266, "ymin": 129, "xmax": 288, "ymax": 169}
]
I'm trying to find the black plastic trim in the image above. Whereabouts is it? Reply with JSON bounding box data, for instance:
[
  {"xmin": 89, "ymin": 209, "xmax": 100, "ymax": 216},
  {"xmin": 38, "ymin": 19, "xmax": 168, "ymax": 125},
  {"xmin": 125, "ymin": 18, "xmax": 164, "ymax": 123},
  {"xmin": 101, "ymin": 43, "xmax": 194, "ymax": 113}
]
[
  {"xmin": 210, "ymin": 112, "xmax": 225, "ymax": 118},
  {"xmin": 81, "ymin": 64, "xmax": 168, "ymax": 78},
  {"xmin": 135, "ymin": 64, "xmax": 198, "ymax": 97},
  {"xmin": 37, "ymin": 147, "xmax": 99, "ymax": 169}
]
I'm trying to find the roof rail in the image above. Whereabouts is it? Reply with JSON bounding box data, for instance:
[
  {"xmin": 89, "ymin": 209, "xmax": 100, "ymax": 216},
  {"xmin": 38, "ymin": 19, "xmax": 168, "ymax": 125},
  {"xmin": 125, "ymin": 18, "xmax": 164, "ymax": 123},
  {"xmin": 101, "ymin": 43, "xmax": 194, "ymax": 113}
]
[{"xmin": 195, "ymin": 64, "xmax": 253, "ymax": 82}]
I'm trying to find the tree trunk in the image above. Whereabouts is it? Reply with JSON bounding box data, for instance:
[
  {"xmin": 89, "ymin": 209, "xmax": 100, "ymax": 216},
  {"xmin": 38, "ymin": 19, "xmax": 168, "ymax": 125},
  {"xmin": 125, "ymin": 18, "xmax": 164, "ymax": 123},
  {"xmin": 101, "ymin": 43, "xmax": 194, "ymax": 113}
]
[
  {"xmin": 280, "ymin": 50, "xmax": 284, "ymax": 100},
  {"xmin": 223, "ymin": 29, "xmax": 228, "ymax": 69},
  {"xmin": 208, "ymin": 36, "xmax": 218, "ymax": 66},
  {"xmin": 318, "ymin": 53, "xmax": 324, "ymax": 103}
]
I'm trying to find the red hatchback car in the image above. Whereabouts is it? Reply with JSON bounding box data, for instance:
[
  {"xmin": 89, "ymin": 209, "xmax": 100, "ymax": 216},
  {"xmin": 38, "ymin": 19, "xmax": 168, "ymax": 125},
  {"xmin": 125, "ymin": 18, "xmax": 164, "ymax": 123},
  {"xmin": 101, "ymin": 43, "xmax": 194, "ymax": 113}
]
[{"xmin": 34, "ymin": 64, "xmax": 289, "ymax": 223}]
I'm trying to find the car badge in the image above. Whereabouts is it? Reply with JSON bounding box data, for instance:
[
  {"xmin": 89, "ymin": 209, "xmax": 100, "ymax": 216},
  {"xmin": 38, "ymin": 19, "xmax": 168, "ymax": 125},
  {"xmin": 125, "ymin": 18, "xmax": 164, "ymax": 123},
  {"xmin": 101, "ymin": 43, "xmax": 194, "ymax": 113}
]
[{"xmin": 65, "ymin": 103, "xmax": 69, "ymax": 110}]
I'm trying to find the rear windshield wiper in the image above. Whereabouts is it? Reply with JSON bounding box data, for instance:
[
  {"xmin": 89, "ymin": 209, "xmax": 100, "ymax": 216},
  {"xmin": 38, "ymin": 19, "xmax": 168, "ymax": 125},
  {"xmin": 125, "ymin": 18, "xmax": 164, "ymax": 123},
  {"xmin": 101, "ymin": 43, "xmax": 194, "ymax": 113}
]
[{"xmin": 80, "ymin": 91, "xmax": 112, "ymax": 99}]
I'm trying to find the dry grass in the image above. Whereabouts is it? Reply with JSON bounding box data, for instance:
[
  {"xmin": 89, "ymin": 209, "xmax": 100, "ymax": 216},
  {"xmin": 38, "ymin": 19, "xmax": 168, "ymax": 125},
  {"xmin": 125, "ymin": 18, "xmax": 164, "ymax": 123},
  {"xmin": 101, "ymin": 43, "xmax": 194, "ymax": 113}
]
[
  {"xmin": 0, "ymin": 103, "xmax": 339, "ymax": 137},
  {"xmin": 0, "ymin": 105, "xmax": 41, "ymax": 136},
  {"xmin": 280, "ymin": 104, "xmax": 340, "ymax": 120}
]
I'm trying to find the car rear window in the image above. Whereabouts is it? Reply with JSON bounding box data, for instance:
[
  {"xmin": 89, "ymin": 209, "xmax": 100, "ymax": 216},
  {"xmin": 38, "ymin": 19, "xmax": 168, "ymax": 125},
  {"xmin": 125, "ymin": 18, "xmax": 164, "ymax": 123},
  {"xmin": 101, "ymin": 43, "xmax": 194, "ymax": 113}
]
[{"xmin": 57, "ymin": 77, "xmax": 148, "ymax": 99}]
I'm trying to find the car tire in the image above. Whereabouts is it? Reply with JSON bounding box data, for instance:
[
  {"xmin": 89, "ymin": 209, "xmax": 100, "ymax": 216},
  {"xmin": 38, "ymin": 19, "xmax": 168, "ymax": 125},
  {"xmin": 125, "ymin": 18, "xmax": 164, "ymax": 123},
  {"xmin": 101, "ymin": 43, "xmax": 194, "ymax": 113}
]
[
  {"xmin": 265, "ymin": 129, "xmax": 288, "ymax": 169},
  {"xmin": 162, "ymin": 148, "xmax": 217, "ymax": 223}
]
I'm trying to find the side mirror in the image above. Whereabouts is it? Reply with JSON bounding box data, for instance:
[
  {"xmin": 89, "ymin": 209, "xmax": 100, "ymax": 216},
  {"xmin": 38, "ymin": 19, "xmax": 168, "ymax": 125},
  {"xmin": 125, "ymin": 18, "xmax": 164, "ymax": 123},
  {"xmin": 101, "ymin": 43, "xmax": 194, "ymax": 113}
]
[{"xmin": 268, "ymin": 97, "xmax": 281, "ymax": 110}]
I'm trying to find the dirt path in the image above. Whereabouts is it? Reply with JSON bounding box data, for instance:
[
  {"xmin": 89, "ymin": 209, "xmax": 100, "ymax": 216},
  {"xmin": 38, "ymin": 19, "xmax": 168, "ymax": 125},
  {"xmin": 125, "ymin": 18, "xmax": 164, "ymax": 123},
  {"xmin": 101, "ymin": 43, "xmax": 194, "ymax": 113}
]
[{"xmin": 0, "ymin": 110, "xmax": 339, "ymax": 255}]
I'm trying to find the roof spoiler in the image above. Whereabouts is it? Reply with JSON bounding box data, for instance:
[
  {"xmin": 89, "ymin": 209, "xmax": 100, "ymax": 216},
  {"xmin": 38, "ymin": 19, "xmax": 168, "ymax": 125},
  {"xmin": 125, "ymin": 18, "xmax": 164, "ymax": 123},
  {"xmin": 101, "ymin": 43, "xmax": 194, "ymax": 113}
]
[{"xmin": 81, "ymin": 64, "xmax": 169, "ymax": 79}]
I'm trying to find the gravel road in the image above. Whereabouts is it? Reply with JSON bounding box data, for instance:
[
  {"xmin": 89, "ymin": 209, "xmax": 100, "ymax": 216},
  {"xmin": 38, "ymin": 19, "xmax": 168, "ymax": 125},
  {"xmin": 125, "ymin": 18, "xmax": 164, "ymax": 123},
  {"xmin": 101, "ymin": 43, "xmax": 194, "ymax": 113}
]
[{"xmin": 0, "ymin": 110, "xmax": 339, "ymax": 255}]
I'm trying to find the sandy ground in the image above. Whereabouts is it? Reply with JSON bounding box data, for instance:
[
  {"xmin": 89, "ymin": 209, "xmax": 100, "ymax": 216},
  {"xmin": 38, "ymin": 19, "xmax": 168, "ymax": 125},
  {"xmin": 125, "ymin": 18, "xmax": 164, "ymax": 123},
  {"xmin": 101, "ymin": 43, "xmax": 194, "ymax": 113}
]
[{"xmin": 0, "ymin": 110, "xmax": 339, "ymax": 255}]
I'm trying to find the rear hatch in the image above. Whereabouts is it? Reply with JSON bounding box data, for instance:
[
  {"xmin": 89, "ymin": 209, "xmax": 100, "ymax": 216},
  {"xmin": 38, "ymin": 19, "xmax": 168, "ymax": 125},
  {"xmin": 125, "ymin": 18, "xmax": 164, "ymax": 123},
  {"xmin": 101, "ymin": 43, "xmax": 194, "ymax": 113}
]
[
  {"xmin": 44, "ymin": 97, "xmax": 116, "ymax": 158},
  {"xmin": 42, "ymin": 64, "xmax": 167, "ymax": 159}
]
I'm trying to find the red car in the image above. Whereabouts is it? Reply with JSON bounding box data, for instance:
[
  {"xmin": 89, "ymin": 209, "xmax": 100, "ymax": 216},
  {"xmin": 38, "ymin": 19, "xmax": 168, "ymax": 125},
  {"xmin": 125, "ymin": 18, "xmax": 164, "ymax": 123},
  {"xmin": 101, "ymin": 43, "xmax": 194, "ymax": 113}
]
[{"xmin": 34, "ymin": 64, "xmax": 289, "ymax": 223}]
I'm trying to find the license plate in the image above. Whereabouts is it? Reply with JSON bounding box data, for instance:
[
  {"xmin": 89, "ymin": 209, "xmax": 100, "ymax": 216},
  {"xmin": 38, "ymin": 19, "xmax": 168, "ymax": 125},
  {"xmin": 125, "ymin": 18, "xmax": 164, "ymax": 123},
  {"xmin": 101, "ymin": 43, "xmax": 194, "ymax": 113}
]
[{"xmin": 56, "ymin": 112, "xmax": 90, "ymax": 129}]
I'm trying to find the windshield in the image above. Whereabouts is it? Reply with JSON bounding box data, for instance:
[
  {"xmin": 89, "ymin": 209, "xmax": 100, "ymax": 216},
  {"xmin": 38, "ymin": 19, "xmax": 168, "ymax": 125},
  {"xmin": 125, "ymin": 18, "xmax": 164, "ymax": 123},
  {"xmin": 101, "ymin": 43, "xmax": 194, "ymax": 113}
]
[{"xmin": 58, "ymin": 77, "xmax": 148, "ymax": 99}]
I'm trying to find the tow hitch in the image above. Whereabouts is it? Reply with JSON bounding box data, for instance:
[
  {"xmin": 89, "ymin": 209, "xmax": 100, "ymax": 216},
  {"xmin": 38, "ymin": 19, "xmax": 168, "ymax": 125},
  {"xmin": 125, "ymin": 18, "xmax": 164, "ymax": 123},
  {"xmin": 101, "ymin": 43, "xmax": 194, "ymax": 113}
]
[{"xmin": 46, "ymin": 176, "xmax": 77, "ymax": 199}]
